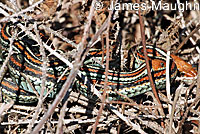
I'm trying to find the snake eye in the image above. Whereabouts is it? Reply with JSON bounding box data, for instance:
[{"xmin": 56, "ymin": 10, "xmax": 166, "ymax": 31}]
[{"xmin": 160, "ymin": 62, "xmax": 165, "ymax": 67}]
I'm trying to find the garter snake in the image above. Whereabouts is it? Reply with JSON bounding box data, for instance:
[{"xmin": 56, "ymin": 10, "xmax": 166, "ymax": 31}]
[{"xmin": 0, "ymin": 22, "xmax": 184, "ymax": 103}]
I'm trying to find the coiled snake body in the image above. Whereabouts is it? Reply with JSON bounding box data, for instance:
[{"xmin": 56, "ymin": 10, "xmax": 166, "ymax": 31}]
[{"xmin": 0, "ymin": 22, "xmax": 192, "ymax": 103}]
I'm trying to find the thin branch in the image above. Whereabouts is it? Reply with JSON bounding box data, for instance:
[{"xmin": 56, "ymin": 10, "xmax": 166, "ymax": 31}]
[
  {"xmin": 169, "ymin": 83, "xmax": 184, "ymax": 134},
  {"xmin": 0, "ymin": 2, "xmax": 15, "ymax": 13},
  {"xmin": 108, "ymin": 105, "xmax": 147, "ymax": 134},
  {"xmin": 197, "ymin": 57, "xmax": 200, "ymax": 98},
  {"xmin": 25, "ymin": 23, "xmax": 47, "ymax": 134},
  {"xmin": 177, "ymin": 96, "xmax": 200, "ymax": 134},
  {"xmin": 40, "ymin": 25, "xmax": 78, "ymax": 48},
  {"xmin": 56, "ymin": 97, "xmax": 69, "ymax": 134},
  {"xmin": 0, "ymin": 0, "xmax": 44, "ymax": 22},
  {"xmin": 174, "ymin": 24, "xmax": 200, "ymax": 54},
  {"xmin": 136, "ymin": 0, "xmax": 164, "ymax": 116},
  {"xmin": 91, "ymin": 4, "xmax": 113, "ymax": 134},
  {"xmin": 31, "ymin": 0, "xmax": 96, "ymax": 133}
]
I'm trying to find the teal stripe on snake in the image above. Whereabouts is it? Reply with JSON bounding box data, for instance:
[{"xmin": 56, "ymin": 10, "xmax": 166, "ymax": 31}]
[{"xmin": 0, "ymin": 22, "xmax": 178, "ymax": 103}]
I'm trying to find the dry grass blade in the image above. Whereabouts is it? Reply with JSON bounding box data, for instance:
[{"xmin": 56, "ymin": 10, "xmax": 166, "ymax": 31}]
[{"xmin": 0, "ymin": 0, "xmax": 199, "ymax": 133}]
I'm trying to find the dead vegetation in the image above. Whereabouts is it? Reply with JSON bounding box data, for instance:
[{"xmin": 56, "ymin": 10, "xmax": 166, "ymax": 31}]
[{"xmin": 0, "ymin": 0, "xmax": 199, "ymax": 133}]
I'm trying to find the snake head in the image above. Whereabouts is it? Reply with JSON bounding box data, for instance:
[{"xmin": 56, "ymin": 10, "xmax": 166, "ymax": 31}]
[
  {"xmin": 151, "ymin": 59, "xmax": 166, "ymax": 70},
  {"xmin": 151, "ymin": 58, "xmax": 178, "ymax": 82}
]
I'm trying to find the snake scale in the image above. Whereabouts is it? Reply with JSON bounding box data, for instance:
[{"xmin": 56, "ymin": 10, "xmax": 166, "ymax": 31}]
[{"xmin": 0, "ymin": 22, "xmax": 193, "ymax": 103}]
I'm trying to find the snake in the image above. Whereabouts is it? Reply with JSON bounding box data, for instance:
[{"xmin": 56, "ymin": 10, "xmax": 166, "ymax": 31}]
[{"xmin": 0, "ymin": 22, "xmax": 191, "ymax": 103}]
